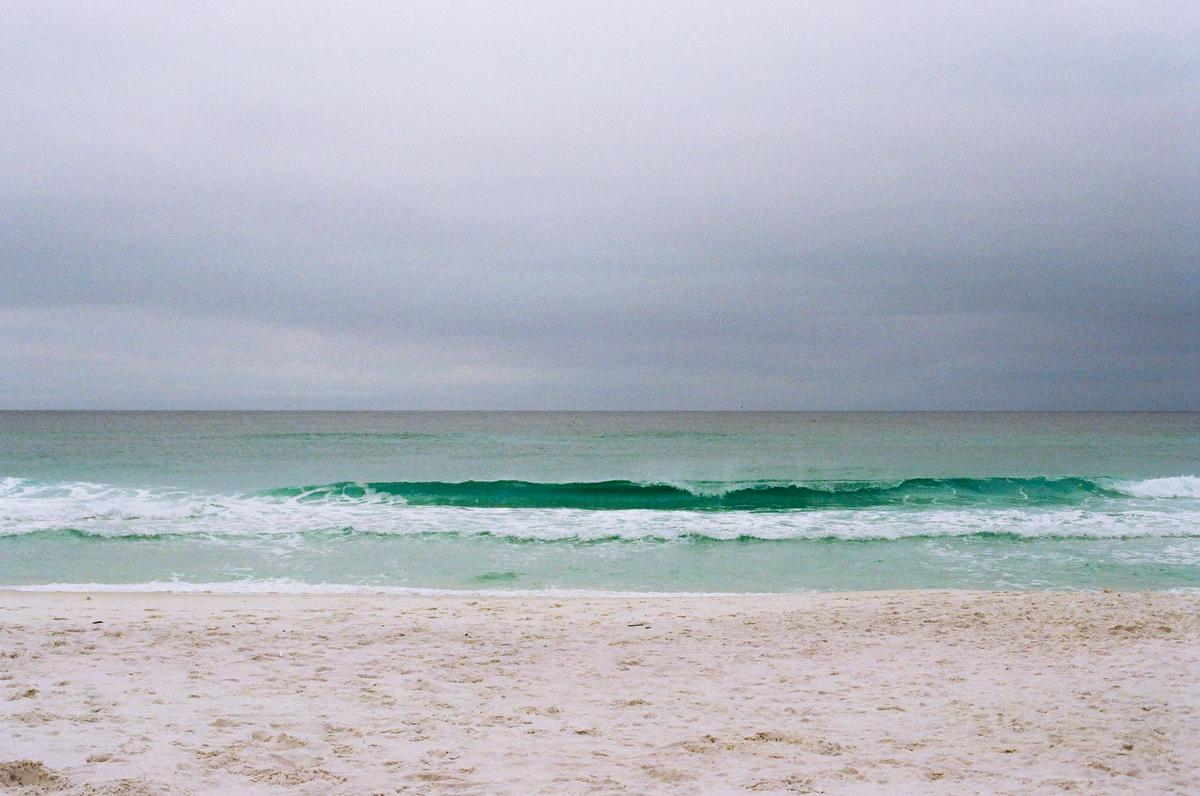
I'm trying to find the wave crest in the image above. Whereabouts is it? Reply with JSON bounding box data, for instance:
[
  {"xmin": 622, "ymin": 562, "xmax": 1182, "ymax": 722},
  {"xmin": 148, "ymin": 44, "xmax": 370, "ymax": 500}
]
[
  {"xmin": 1113, "ymin": 476, "xmax": 1200, "ymax": 499},
  {"xmin": 264, "ymin": 476, "xmax": 1126, "ymax": 510}
]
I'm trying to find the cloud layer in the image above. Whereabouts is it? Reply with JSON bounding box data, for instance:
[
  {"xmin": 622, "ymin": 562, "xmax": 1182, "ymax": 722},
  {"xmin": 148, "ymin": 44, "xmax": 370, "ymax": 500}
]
[{"xmin": 2, "ymin": 2, "xmax": 1197, "ymax": 408}]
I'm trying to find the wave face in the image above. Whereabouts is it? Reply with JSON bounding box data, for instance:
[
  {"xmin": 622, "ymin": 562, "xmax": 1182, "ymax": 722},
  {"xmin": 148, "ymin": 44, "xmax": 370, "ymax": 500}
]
[
  {"xmin": 263, "ymin": 476, "xmax": 1144, "ymax": 510},
  {"xmin": 1, "ymin": 475, "xmax": 1198, "ymax": 541}
]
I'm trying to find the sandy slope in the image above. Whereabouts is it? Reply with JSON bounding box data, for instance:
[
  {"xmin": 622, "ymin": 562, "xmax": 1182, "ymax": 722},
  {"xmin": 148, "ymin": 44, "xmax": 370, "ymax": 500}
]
[{"xmin": 1, "ymin": 590, "xmax": 1197, "ymax": 794}]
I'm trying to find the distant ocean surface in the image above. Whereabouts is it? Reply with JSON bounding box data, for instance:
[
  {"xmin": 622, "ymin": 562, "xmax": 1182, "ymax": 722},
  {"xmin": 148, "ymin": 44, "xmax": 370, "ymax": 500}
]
[{"xmin": 2, "ymin": 411, "xmax": 1198, "ymax": 592}]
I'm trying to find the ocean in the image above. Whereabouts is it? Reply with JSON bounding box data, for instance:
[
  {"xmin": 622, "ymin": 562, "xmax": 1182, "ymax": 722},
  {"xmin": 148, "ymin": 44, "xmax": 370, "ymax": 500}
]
[{"xmin": 1, "ymin": 411, "xmax": 1198, "ymax": 592}]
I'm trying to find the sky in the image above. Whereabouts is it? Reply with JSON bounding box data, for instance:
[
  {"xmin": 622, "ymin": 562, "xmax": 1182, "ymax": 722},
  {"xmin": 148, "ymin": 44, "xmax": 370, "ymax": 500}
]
[{"xmin": 2, "ymin": 1, "xmax": 1197, "ymax": 409}]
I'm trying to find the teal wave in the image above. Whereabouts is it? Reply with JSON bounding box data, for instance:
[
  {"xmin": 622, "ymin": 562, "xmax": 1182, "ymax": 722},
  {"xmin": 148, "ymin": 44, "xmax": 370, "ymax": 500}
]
[{"xmin": 263, "ymin": 476, "xmax": 1123, "ymax": 510}]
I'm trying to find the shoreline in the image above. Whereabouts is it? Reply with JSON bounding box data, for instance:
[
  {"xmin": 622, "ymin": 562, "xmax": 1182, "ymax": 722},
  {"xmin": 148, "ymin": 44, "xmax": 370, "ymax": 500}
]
[
  {"xmin": 6, "ymin": 583, "xmax": 1199, "ymax": 596},
  {"xmin": 2, "ymin": 589, "xmax": 1197, "ymax": 794}
]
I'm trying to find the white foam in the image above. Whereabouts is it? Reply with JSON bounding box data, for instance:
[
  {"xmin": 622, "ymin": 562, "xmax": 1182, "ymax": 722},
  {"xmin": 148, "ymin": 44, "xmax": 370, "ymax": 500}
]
[{"xmin": 1114, "ymin": 476, "xmax": 1200, "ymax": 499}]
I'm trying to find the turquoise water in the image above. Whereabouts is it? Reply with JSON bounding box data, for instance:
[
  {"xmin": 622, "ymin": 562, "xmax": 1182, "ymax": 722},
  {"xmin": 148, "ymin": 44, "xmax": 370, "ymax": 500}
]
[{"xmin": 1, "ymin": 411, "xmax": 1198, "ymax": 591}]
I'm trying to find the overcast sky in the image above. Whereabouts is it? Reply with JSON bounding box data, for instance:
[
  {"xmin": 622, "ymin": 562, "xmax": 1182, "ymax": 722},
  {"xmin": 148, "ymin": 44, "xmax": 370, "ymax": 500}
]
[{"xmin": 2, "ymin": 2, "xmax": 1197, "ymax": 409}]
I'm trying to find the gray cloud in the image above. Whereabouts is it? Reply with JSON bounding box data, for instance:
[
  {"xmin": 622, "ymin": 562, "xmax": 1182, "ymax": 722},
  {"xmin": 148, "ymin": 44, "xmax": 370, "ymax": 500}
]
[{"xmin": 1, "ymin": 1, "xmax": 1197, "ymax": 408}]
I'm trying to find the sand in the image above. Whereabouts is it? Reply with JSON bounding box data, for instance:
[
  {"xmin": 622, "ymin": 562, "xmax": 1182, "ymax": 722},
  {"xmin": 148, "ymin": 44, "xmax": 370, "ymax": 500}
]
[{"xmin": 0, "ymin": 590, "xmax": 1197, "ymax": 795}]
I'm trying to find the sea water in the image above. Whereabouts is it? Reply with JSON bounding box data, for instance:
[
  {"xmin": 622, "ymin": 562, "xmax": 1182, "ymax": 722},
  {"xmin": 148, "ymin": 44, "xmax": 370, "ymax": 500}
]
[{"xmin": 1, "ymin": 411, "xmax": 1197, "ymax": 592}]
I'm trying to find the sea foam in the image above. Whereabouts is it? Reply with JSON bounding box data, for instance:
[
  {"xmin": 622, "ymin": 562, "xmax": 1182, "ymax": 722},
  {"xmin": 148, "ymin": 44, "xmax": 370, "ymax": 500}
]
[{"xmin": 1114, "ymin": 476, "xmax": 1200, "ymax": 499}]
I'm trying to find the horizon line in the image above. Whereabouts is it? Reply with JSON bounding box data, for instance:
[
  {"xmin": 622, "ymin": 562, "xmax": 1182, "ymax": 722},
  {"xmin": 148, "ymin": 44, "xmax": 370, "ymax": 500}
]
[{"xmin": 1, "ymin": 408, "xmax": 1196, "ymax": 414}]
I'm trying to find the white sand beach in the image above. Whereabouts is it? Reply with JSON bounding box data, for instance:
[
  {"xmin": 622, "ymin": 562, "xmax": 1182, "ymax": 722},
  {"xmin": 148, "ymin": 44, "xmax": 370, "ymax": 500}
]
[{"xmin": 1, "ymin": 590, "xmax": 1197, "ymax": 795}]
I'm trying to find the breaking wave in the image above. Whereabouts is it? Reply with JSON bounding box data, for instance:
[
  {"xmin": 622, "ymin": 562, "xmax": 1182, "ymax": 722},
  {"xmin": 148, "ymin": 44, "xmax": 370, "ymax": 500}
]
[
  {"xmin": 0, "ymin": 475, "xmax": 1197, "ymax": 541},
  {"xmin": 262, "ymin": 476, "xmax": 1146, "ymax": 510}
]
